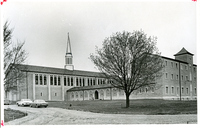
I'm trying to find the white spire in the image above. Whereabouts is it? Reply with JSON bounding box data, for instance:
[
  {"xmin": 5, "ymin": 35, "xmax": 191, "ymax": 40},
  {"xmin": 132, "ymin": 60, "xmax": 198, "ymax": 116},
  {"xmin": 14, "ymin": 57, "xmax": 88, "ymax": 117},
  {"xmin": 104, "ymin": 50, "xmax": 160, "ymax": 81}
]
[{"xmin": 66, "ymin": 33, "xmax": 72, "ymax": 55}]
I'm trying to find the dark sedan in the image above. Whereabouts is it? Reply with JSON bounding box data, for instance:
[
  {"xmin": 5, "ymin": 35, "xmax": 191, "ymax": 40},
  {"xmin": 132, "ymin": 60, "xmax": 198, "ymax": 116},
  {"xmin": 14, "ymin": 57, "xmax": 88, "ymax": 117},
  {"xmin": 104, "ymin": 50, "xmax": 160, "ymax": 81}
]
[{"xmin": 30, "ymin": 99, "xmax": 48, "ymax": 108}]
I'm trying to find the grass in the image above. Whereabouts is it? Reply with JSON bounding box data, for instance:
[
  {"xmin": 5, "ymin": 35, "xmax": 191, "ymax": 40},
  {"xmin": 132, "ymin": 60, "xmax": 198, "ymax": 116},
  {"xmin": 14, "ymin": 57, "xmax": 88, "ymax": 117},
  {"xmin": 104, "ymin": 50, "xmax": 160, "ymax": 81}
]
[
  {"xmin": 4, "ymin": 108, "xmax": 27, "ymax": 122},
  {"xmin": 48, "ymin": 99, "xmax": 197, "ymax": 115}
]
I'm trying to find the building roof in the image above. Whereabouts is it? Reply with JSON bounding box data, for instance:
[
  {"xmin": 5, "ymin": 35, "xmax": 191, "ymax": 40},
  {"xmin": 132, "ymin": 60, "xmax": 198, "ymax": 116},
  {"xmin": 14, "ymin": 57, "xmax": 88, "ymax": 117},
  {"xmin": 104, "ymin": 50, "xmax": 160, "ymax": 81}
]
[
  {"xmin": 14, "ymin": 64, "xmax": 105, "ymax": 77},
  {"xmin": 174, "ymin": 47, "xmax": 194, "ymax": 56},
  {"xmin": 67, "ymin": 84, "xmax": 113, "ymax": 91}
]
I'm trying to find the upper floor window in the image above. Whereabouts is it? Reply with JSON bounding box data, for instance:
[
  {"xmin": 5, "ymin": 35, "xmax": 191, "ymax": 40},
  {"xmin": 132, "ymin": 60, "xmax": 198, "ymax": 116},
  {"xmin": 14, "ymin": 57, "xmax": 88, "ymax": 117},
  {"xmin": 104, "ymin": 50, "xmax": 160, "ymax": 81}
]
[
  {"xmin": 44, "ymin": 75, "xmax": 47, "ymax": 85},
  {"xmin": 175, "ymin": 63, "xmax": 178, "ymax": 68},
  {"xmin": 71, "ymin": 77, "xmax": 73, "ymax": 86},
  {"xmin": 165, "ymin": 61, "xmax": 167, "ymax": 66},
  {"xmin": 166, "ymin": 86, "xmax": 168, "ymax": 94},
  {"xmin": 194, "ymin": 67, "xmax": 196, "ymax": 72},
  {"xmin": 39, "ymin": 75, "xmax": 43, "ymax": 85},
  {"xmin": 171, "ymin": 74, "xmax": 174, "ymax": 79},
  {"xmin": 58, "ymin": 76, "xmax": 61, "ymax": 86},
  {"xmin": 35, "ymin": 74, "xmax": 38, "ymax": 85},
  {"xmin": 67, "ymin": 77, "xmax": 70, "ymax": 86},
  {"xmin": 171, "ymin": 62, "xmax": 173, "ymax": 67},
  {"xmin": 176, "ymin": 75, "xmax": 179, "ymax": 80},
  {"xmin": 186, "ymin": 76, "xmax": 188, "ymax": 81},
  {"xmin": 54, "ymin": 76, "xmax": 57, "ymax": 85},
  {"xmin": 64, "ymin": 77, "xmax": 66, "ymax": 86},
  {"xmin": 185, "ymin": 65, "xmax": 188, "ymax": 70},
  {"xmin": 171, "ymin": 87, "xmax": 174, "ymax": 94},
  {"xmin": 165, "ymin": 73, "xmax": 168, "ymax": 79},
  {"xmin": 83, "ymin": 78, "xmax": 85, "ymax": 87},
  {"xmin": 50, "ymin": 75, "xmax": 53, "ymax": 85}
]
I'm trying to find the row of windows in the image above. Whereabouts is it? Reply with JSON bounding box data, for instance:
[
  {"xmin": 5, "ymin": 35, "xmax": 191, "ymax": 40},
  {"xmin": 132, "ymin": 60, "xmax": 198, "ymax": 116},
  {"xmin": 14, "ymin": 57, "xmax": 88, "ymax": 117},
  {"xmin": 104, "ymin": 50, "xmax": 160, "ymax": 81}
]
[
  {"xmin": 164, "ymin": 61, "xmax": 196, "ymax": 72},
  {"xmin": 71, "ymin": 89, "xmax": 124, "ymax": 98},
  {"xmin": 35, "ymin": 74, "xmax": 110, "ymax": 86},
  {"xmin": 139, "ymin": 87, "xmax": 154, "ymax": 93},
  {"xmin": 164, "ymin": 73, "xmax": 196, "ymax": 81},
  {"xmin": 165, "ymin": 86, "xmax": 197, "ymax": 95},
  {"xmin": 40, "ymin": 92, "xmax": 57, "ymax": 96}
]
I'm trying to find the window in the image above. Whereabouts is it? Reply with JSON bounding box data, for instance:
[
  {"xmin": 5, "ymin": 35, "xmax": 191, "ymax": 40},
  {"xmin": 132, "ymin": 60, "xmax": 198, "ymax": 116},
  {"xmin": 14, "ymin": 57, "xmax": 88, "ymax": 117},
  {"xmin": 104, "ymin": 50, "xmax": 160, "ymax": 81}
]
[
  {"xmin": 54, "ymin": 76, "xmax": 57, "ymax": 85},
  {"xmin": 194, "ymin": 88, "xmax": 196, "ymax": 95},
  {"xmin": 194, "ymin": 67, "xmax": 196, "ymax": 72},
  {"xmin": 165, "ymin": 73, "xmax": 168, "ymax": 79},
  {"xmin": 90, "ymin": 79, "xmax": 92, "ymax": 86},
  {"xmin": 41, "ymin": 92, "xmax": 43, "ymax": 96},
  {"xmin": 50, "ymin": 75, "xmax": 53, "ymax": 85},
  {"xmin": 186, "ymin": 76, "xmax": 188, "ymax": 81},
  {"xmin": 171, "ymin": 62, "xmax": 173, "ymax": 67},
  {"xmin": 84, "ymin": 91, "xmax": 88, "ymax": 98},
  {"xmin": 181, "ymin": 65, "xmax": 183, "ymax": 70},
  {"xmin": 55, "ymin": 93, "xmax": 57, "ymax": 96},
  {"xmin": 93, "ymin": 79, "xmax": 95, "ymax": 85},
  {"xmin": 171, "ymin": 74, "xmax": 173, "ymax": 79},
  {"xmin": 165, "ymin": 61, "xmax": 167, "ymax": 66},
  {"xmin": 166, "ymin": 87, "xmax": 168, "ymax": 94},
  {"xmin": 83, "ymin": 78, "xmax": 85, "ymax": 86},
  {"xmin": 186, "ymin": 88, "xmax": 189, "ymax": 94},
  {"xmin": 182, "ymin": 75, "xmax": 183, "ymax": 80},
  {"xmin": 171, "ymin": 87, "xmax": 174, "ymax": 94},
  {"xmin": 71, "ymin": 92, "xmax": 74, "ymax": 98},
  {"xmin": 76, "ymin": 78, "xmax": 79, "ymax": 86},
  {"xmin": 88, "ymin": 79, "xmax": 90, "ymax": 86},
  {"xmin": 176, "ymin": 75, "xmax": 179, "ymax": 80},
  {"xmin": 80, "ymin": 78, "xmax": 82, "ymax": 86},
  {"xmin": 44, "ymin": 75, "xmax": 47, "ymax": 85},
  {"xmin": 185, "ymin": 65, "xmax": 188, "ymax": 70},
  {"xmin": 40, "ymin": 75, "xmax": 43, "ymax": 85},
  {"xmin": 145, "ymin": 88, "xmax": 148, "ymax": 93},
  {"xmin": 176, "ymin": 63, "xmax": 178, "ymax": 68},
  {"xmin": 106, "ymin": 89, "xmax": 110, "ymax": 97},
  {"xmin": 182, "ymin": 87, "xmax": 184, "ymax": 94},
  {"xmin": 139, "ymin": 88, "xmax": 142, "ymax": 94},
  {"xmin": 151, "ymin": 87, "xmax": 154, "ymax": 93},
  {"xmin": 64, "ymin": 77, "xmax": 66, "ymax": 86},
  {"xmin": 35, "ymin": 74, "xmax": 38, "ymax": 85},
  {"xmin": 98, "ymin": 79, "xmax": 100, "ymax": 85},
  {"xmin": 71, "ymin": 77, "xmax": 73, "ymax": 86},
  {"xmin": 58, "ymin": 76, "xmax": 61, "ymax": 85},
  {"xmin": 67, "ymin": 77, "xmax": 70, "ymax": 86},
  {"xmin": 113, "ymin": 89, "xmax": 117, "ymax": 96}
]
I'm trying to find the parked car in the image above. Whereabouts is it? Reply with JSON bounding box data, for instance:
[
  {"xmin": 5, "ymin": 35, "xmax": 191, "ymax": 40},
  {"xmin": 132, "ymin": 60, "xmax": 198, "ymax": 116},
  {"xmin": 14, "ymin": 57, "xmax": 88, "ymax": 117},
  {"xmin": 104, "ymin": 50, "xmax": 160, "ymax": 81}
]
[
  {"xmin": 16, "ymin": 99, "xmax": 33, "ymax": 106},
  {"xmin": 30, "ymin": 99, "xmax": 48, "ymax": 108},
  {"xmin": 4, "ymin": 99, "xmax": 11, "ymax": 105}
]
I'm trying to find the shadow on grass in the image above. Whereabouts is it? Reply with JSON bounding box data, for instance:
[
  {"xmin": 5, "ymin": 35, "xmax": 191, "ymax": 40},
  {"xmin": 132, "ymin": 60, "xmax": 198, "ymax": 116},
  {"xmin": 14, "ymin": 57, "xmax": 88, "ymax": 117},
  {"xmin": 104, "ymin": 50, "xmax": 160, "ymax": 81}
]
[
  {"xmin": 4, "ymin": 108, "xmax": 27, "ymax": 122},
  {"xmin": 48, "ymin": 99, "xmax": 197, "ymax": 115}
]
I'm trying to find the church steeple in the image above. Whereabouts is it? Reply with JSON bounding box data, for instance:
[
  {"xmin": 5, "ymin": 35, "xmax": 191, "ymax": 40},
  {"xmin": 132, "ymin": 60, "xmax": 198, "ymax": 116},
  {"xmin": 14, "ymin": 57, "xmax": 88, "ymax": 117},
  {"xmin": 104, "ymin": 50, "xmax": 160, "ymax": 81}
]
[
  {"xmin": 66, "ymin": 33, "xmax": 72, "ymax": 55},
  {"xmin": 64, "ymin": 33, "xmax": 74, "ymax": 70}
]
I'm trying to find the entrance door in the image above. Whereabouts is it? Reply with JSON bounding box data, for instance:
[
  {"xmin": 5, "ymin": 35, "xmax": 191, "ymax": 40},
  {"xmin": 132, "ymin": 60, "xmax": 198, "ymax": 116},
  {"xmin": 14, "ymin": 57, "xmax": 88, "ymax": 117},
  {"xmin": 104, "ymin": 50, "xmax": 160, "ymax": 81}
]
[{"xmin": 95, "ymin": 91, "xmax": 99, "ymax": 99}]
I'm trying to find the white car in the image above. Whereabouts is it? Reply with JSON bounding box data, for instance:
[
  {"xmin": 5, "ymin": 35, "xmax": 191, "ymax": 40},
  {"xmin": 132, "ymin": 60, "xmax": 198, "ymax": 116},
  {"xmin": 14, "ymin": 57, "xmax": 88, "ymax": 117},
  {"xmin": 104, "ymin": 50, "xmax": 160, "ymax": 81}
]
[{"xmin": 16, "ymin": 99, "xmax": 33, "ymax": 106}]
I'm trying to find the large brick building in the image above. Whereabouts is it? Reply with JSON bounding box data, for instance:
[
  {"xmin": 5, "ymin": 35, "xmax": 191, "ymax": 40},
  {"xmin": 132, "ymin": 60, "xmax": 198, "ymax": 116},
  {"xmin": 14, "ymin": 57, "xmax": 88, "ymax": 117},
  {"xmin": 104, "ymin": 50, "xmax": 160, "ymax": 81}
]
[{"xmin": 5, "ymin": 34, "xmax": 197, "ymax": 101}]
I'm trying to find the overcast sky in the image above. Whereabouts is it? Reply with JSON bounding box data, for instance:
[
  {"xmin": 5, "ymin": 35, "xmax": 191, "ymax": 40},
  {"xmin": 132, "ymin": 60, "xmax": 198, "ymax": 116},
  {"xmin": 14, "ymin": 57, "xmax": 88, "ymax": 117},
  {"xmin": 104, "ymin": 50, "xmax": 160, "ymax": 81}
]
[{"xmin": 2, "ymin": 0, "xmax": 197, "ymax": 72}]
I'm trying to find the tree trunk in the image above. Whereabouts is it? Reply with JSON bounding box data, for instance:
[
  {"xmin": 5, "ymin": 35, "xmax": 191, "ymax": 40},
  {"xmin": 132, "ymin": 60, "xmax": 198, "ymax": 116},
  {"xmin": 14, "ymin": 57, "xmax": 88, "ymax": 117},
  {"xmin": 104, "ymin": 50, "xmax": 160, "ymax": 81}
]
[{"xmin": 125, "ymin": 93, "xmax": 130, "ymax": 108}]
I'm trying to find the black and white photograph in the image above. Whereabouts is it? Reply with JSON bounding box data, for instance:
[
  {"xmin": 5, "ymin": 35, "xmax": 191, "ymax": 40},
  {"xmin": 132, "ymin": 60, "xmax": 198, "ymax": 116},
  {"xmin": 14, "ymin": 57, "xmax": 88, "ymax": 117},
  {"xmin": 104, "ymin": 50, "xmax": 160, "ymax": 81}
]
[{"xmin": 1, "ymin": 0, "xmax": 198, "ymax": 126}]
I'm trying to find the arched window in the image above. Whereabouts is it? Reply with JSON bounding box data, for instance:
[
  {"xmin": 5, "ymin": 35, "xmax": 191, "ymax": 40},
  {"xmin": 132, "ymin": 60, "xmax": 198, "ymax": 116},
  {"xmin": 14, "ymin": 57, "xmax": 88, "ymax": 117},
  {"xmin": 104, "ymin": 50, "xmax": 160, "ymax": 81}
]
[
  {"xmin": 71, "ymin": 92, "xmax": 74, "ymax": 98},
  {"xmin": 84, "ymin": 91, "xmax": 88, "ymax": 98},
  {"xmin": 106, "ymin": 89, "xmax": 110, "ymax": 97},
  {"xmin": 76, "ymin": 92, "xmax": 78, "ymax": 98},
  {"xmin": 113, "ymin": 88, "xmax": 117, "ymax": 96}
]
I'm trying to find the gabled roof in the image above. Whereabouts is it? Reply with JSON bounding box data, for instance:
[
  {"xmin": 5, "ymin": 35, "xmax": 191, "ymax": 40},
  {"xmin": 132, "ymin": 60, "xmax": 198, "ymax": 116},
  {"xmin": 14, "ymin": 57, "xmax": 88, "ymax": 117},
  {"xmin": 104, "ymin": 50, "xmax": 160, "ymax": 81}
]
[
  {"xmin": 14, "ymin": 64, "xmax": 105, "ymax": 77},
  {"xmin": 67, "ymin": 84, "xmax": 113, "ymax": 91},
  {"xmin": 174, "ymin": 47, "xmax": 194, "ymax": 56}
]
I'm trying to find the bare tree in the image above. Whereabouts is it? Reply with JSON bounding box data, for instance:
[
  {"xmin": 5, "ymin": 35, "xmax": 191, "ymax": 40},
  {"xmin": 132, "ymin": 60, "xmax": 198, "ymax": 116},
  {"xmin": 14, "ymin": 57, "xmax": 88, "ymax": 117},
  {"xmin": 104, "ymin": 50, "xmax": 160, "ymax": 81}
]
[
  {"xmin": 4, "ymin": 21, "xmax": 28, "ymax": 96},
  {"xmin": 90, "ymin": 30, "xmax": 163, "ymax": 108}
]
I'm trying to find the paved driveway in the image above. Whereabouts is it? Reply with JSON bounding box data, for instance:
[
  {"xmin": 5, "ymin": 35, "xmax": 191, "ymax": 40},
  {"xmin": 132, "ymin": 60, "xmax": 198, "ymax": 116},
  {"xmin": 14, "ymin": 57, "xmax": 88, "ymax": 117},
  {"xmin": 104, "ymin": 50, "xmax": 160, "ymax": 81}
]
[{"xmin": 4, "ymin": 105, "xmax": 197, "ymax": 125}]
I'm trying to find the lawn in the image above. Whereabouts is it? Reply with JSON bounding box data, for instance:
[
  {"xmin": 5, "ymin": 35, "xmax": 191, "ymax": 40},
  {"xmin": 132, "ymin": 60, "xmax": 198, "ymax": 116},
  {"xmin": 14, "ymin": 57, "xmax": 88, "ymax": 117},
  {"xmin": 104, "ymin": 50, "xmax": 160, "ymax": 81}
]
[
  {"xmin": 4, "ymin": 108, "xmax": 27, "ymax": 122},
  {"xmin": 48, "ymin": 99, "xmax": 197, "ymax": 115}
]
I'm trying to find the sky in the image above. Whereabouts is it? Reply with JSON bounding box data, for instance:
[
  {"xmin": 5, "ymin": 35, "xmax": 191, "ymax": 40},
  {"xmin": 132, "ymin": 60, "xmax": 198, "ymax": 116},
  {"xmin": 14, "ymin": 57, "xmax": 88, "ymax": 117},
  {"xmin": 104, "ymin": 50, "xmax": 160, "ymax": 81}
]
[{"xmin": 1, "ymin": 0, "xmax": 197, "ymax": 72}]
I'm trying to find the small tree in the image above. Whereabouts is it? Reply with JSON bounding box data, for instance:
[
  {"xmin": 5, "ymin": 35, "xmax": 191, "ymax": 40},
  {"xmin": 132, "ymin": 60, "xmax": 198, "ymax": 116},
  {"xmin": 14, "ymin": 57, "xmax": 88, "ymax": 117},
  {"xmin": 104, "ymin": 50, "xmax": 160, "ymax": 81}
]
[
  {"xmin": 90, "ymin": 30, "xmax": 163, "ymax": 108},
  {"xmin": 4, "ymin": 21, "xmax": 28, "ymax": 97}
]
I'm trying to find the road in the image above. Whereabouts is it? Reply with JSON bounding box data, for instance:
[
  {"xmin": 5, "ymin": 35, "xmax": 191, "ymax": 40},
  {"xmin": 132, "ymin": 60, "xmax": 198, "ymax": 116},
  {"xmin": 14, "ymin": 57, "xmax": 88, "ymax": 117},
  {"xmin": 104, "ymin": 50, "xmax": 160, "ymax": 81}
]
[{"xmin": 4, "ymin": 105, "xmax": 197, "ymax": 125}]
